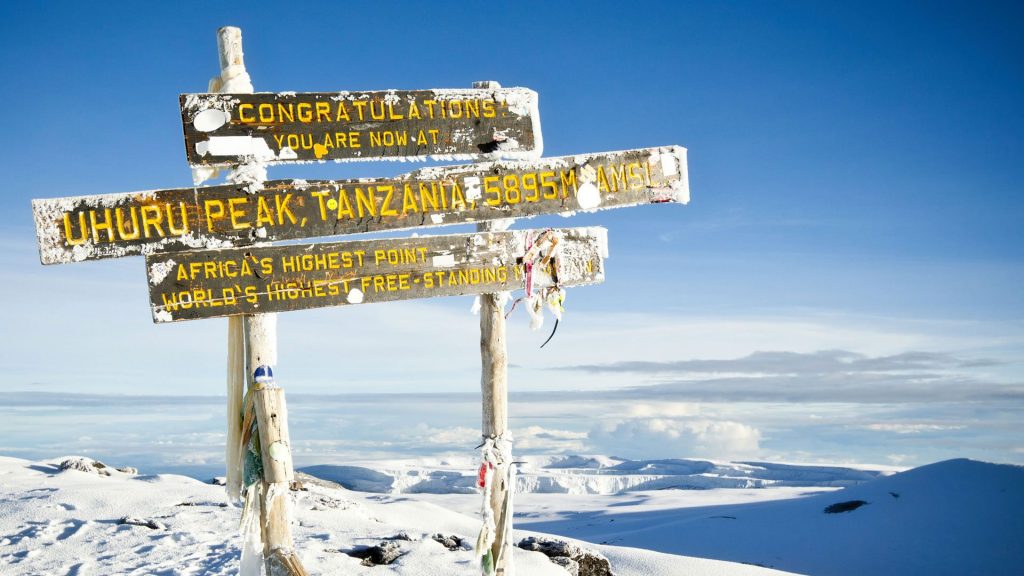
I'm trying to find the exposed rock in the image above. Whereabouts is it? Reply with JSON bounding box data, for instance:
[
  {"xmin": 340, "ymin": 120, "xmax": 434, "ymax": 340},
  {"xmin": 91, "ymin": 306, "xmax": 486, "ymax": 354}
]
[
  {"xmin": 119, "ymin": 516, "xmax": 166, "ymax": 530},
  {"xmin": 518, "ymin": 536, "xmax": 612, "ymax": 576},
  {"xmin": 209, "ymin": 477, "xmax": 227, "ymax": 486},
  {"xmin": 59, "ymin": 457, "xmax": 111, "ymax": 476},
  {"xmin": 431, "ymin": 533, "xmax": 468, "ymax": 551},
  {"xmin": 346, "ymin": 541, "xmax": 403, "ymax": 566},
  {"xmin": 552, "ymin": 556, "xmax": 580, "ymax": 575},
  {"xmin": 824, "ymin": 500, "xmax": 869, "ymax": 514},
  {"xmin": 116, "ymin": 466, "xmax": 138, "ymax": 475}
]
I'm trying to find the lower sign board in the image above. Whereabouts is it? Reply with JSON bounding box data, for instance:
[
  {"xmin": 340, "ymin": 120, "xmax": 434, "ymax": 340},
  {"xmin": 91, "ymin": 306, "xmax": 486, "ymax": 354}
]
[
  {"xmin": 145, "ymin": 227, "xmax": 607, "ymax": 323},
  {"xmin": 34, "ymin": 147, "xmax": 685, "ymax": 265}
]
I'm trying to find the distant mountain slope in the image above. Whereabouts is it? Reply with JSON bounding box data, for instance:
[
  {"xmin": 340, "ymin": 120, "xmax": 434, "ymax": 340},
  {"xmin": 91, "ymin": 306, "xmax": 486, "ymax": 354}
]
[
  {"xmin": 300, "ymin": 455, "xmax": 894, "ymax": 494},
  {"xmin": 520, "ymin": 459, "xmax": 1024, "ymax": 576}
]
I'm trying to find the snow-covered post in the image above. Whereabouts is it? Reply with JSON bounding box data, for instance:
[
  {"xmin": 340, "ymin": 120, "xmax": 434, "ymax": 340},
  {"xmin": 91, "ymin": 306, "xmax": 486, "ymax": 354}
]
[
  {"xmin": 474, "ymin": 80, "xmax": 515, "ymax": 576},
  {"xmin": 208, "ymin": 26, "xmax": 306, "ymax": 576}
]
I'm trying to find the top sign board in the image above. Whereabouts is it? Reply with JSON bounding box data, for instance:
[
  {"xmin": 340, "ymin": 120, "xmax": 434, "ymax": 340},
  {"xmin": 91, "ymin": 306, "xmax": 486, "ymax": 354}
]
[{"xmin": 181, "ymin": 88, "xmax": 541, "ymax": 166}]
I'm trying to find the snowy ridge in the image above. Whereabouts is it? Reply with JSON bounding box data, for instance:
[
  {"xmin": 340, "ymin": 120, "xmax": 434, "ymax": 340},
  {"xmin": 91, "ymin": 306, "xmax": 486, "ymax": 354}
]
[
  {"xmin": 0, "ymin": 455, "xmax": 796, "ymax": 576},
  {"xmin": 300, "ymin": 455, "xmax": 895, "ymax": 495}
]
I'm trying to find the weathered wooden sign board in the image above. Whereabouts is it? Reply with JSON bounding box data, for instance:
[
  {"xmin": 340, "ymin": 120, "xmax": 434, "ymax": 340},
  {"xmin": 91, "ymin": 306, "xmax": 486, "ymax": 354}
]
[
  {"xmin": 33, "ymin": 147, "xmax": 685, "ymax": 265},
  {"xmin": 181, "ymin": 88, "xmax": 541, "ymax": 165},
  {"xmin": 146, "ymin": 226, "xmax": 606, "ymax": 323}
]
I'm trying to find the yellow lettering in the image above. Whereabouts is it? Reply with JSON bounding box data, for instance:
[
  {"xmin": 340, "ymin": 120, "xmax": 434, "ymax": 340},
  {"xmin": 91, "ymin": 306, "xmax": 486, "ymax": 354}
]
[
  {"xmin": 204, "ymin": 199, "xmax": 225, "ymax": 230},
  {"xmin": 561, "ymin": 169, "xmax": 578, "ymax": 196},
  {"xmin": 503, "ymin": 175, "xmax": 521, "ymax": 205},
  {"xmin": 166, "ymin": 203, "xmax": 188, "ymax": 236},
  {"xmin": 258, "ymin": 103, "xmax": 274, "ymax": 123},
  {"xmin": 354, "ymin": 187, "xmax": 376, "ymax": 218},
  {"xmin": 141, "ymin": 205, "xmax": 165, "ymax": 238},
  {"xmin": 89, "ymin": 208, "xmax": 115, "ymax": 243},
  {"xmin": 450, "ymin": 182, "xmax": 467, "ymax": 210},
  {"xmin": 311, "ymin": 190, "xmax": 331, "ymax": 221},
  {"xmin": 275, "ymin": 193, "xmax": 297, "ymax": 225},
  {"xmin": 419, "ymin": 182, "xmax": 440, "ymax": 212},
  {"xmin": 484, "ymin": 176, "xmax": 501, "ymax": 206},
  {"xmin": 115, "ymin": 207, "xmax": 140, "ymax": 241},
  {"xmin": 335, "ymin": 102, "xmax": 351, "ymax": 121},
  {"xmin": 540, "ymin": 171, "xmax": 559, "ymax": 199},
  {"xmin": 256, "ymin": 196, "xmax": 274, "ymax": 227},
  {"xmin": 352, "ymin": 100, "xmax": 367, "ymax": 120},
  {"xmin": 369, "ymin": 100, "xmax": 386, "ymax": 120},
  {"xmin": 608, "ymin": 164, "xmax": 628, "ymax": 192},
  {"xmin": 315, "ymin": 101, "xmax": 331, "ymax": 122},
  {"xmin": 627, "ymin": 162, "xmax": 644, "ymax": 189},
  {"xmin": 401, "ymin": 184, "xmax": 419, "ymax": 214},
  {"xmin": 379, "ymin": 185, "xmax": 398, "ymax": 216},
  {"xmin": 238, "ymin": 103, "xmax": 256, "ymax": 123},
  {"xmin": 596, "ymin": 166, "xmax": 611, "ymax": 193},
  {"xmin": 336, "ymin": 189, "xmax": 355, "ymax": 218},
  {"xmin": 62, "ymin": 212, "xmax": 88, "ymax": 246},
  {"xmin": 228, "ymin": 197, "xmax": 249, "ymax": 230},
  {"xmin": 277, "ymin": 103, "xmax": 294, "ymax": 123}
]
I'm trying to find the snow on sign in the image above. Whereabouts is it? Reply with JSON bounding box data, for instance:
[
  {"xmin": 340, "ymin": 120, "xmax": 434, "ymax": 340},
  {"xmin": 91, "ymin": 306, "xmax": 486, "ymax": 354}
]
[
  {"xmin": 145, "ymin": 227, "xmax": 607, "ymax": 323},
  {"xmin": 32, "ymin": 146, "xmax": 686, "ymax": 265},
  {"xmin": 181, "ymin": 88, "xmax": 541, "ymax": 165}
]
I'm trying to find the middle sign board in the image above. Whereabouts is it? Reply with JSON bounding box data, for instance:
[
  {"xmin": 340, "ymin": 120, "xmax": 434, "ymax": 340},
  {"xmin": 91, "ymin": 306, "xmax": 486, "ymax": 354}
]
[{"xmin": 33, "ymin": 147, "xmax": 686, "ymax": 265}]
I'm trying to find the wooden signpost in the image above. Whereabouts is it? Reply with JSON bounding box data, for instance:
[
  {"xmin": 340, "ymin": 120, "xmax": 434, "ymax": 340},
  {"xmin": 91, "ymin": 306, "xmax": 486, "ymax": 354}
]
[
  {"xmin": 33, "ymin": 147, "xmax": 685, "ymax": 265},
  {"xmin": 30, "ymin": 24, "xmax": 690, "ymax": 576},
  {"xmin": 181, "ymin": 88, "xmax": 541, "ymax": 165},
  {"xmin": 145, "ymin": 227, "xmax": 607, "ymax": 322}
]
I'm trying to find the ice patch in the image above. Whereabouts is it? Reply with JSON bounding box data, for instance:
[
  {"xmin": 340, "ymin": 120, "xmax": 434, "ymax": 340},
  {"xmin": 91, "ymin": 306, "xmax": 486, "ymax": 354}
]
[
  {"xmin": 192, "ymin": 108, "xmax": 230, "ymax": 132},
  {"xmin": 660, "ymin": 153, "xmax": 678, "ymax": 177},
  {"xmin": 148, "ymin": 259, "xmax": 175, "ymax": 285},
  {"xmin": 432, "ymin": 254, "xmax": 456, "ymax": 268},
  {"xmin": 196, "ymin": 136, "xmax": 275, "ymax": 161},
  {"xmin": 464, "ymin": 177, "xmax": 482, "ymax": 201},
  {"xmin": 576, "ymin": 182, "xmax": 601, "ymax": 210}
]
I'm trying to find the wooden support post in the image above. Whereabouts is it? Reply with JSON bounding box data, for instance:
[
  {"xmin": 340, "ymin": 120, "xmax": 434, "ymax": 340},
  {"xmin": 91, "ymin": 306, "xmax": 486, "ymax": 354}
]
[
  {"xmin": 245, "ymin": 315, "xmax": 305, "ymax": 576},
  {"xmin": 474, "ymin": 80, "xmax": 514, "ymax": 576},
  {"xmin": 212, "ymin": 27, "xmax": 306, "ymax": 576}
]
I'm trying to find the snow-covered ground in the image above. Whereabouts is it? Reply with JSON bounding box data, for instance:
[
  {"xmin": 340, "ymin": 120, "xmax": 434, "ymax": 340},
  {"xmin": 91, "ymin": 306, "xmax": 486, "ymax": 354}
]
[{"xmin": 1, "ymin": 454, "xmax": 1021, "ymax": 575}]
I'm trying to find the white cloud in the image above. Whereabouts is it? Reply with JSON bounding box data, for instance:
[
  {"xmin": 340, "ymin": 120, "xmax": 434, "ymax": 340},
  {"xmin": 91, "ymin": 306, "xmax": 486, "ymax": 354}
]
[
  {"xmin": 589, "ymin": 417, "xmax": 762, "ymax": 460},
  {"xmin": 514, "ymin": 425, "xmax": 588, "ymax": 453},
  {"xmin": 624, "ymin": 402, "xmax": 701, "ymax": 418},
  {"xmin": 413, "ymin": 424, "xmax": 479, "ymax": 446},
  {"xmin": 863, "ymin": 423, "xmax": 967, "ymax": 434}
]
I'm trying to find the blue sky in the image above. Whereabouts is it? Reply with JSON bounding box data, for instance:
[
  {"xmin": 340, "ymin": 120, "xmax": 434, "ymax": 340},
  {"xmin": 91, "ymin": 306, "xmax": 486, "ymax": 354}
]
[{"xmin": 1, "ymin": 1, "xmax": 1021, "ymax": 470}]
